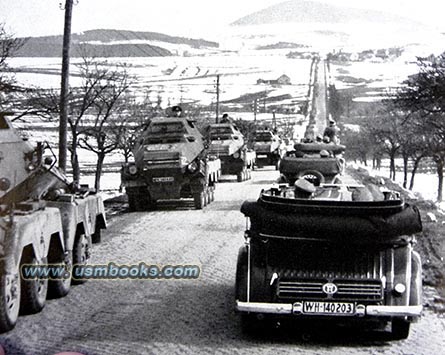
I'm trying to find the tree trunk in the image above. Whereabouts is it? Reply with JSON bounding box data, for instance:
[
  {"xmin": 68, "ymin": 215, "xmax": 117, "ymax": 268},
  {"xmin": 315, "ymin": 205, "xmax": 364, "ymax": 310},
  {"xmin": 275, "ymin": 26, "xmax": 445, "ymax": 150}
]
[
  {"xmin": 360, "ymin": 153, "xmax": 367, "ymax": 167},
  {"xmin": 409, "ymin": 156, "xmax": 422, "ymax": 190},
  {"xmin": 389, "ymin": 153, "xmax": 396, "ymax": 180},
  {"xmin": 70, "ymin": 134, "xmax": 80, "ymax": 186},
  {"xmin": 94, "ymin": 152, "xmax": 105, "ymax": 191},
  {"xmin": 402, "ymin": 154, "xmax": 408, "ymax": 189},
  {"xmin": 436, "ymin": 157, "xmax": 444, "ymax": 202}
]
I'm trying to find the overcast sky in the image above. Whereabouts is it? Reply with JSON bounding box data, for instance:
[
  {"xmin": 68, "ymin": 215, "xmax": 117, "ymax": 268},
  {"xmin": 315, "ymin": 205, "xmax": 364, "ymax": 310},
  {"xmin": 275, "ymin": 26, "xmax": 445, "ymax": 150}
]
[{"xmin": 0, "ymin": 0, "xmax": 444, "ymax": 38}]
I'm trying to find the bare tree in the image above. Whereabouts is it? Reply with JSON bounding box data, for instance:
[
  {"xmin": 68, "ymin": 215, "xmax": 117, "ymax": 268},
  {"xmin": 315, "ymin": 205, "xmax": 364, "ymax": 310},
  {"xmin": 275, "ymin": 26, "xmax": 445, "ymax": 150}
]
[
  {"xmin": 77, "ymin": 62, "xmax": 132, "ymax": 190},
  {"xmin": 0, "ymin": 23, "xmax": 26, "ymax": 108},
  {"xmin": 393, "ymin": 53, "xmax": 445, "ymax": 201}
]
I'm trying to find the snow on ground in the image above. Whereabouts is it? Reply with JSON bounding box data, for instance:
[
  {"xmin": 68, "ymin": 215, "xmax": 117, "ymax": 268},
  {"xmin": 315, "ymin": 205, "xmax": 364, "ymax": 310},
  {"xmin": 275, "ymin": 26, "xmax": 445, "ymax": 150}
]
[{"xmin": 352, "ymin": 162, "xmax": 444, "ymax": 211}]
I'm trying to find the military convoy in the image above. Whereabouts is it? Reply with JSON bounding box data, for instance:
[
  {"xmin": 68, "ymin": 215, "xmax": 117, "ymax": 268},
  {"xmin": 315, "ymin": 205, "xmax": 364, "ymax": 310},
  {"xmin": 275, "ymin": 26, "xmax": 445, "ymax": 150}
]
[
  {"xmin": 207, "ymin": 122, "xmax": 255, "ymax": 182},
  {"xmin": 251, "ymin": 129, "xmax": 282, "ymax": 170},
  {"xmin": 121, "ymin": 109, "xmax": 221, "ymax": 210},
  {"xmin": 236, "ymin": 181, "xmax": 423, "ymax": 340},
  {"xmin": 279, "ymin": 142, "xmax": 346, "ymax": 186},
  {"xmin": 0, "ymin": 113, "xmax": 106, "ymax": 332}
]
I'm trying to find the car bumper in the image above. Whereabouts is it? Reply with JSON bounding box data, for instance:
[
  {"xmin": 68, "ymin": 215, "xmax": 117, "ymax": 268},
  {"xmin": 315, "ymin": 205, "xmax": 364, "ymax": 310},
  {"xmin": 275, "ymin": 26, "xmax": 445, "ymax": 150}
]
[{"xmin": 235, "ymin": 301, "xmax": 422, "ymax": 318}]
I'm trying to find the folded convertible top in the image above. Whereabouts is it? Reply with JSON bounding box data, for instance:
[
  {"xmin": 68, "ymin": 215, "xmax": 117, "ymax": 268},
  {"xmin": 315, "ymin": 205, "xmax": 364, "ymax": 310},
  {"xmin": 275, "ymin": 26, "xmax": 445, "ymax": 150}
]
[{"xmin": 240, "ymin": 199, "xmax": 422, "ymax": 242}]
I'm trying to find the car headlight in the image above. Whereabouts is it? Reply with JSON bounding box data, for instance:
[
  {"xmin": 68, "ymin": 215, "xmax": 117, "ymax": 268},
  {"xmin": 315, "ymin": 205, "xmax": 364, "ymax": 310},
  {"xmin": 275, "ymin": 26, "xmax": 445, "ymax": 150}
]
[
  {"xmin": 128, "ymin": 165, "xmax": 138, "ymax": 175},
  {"xmin": 188, "ymin": 161, "xmax": 198, "ymax": 173},
  {"xmin": 233, "ymin": 151, "xmax": 240, "ymax": 159},
  {"xmin": 394, "ymin": 283, "xmax": 406, "ymax": 295}
]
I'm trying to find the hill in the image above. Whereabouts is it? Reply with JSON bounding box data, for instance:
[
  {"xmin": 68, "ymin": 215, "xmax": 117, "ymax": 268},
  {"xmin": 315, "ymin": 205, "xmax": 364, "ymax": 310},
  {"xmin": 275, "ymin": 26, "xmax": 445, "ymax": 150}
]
[
  {"xmin": 231, "ymin": 0, "xmax": 423, "ymax": 29},
  {"xmin": 15, "ymin": 29, "xmax": 219, "ymax": 57}
]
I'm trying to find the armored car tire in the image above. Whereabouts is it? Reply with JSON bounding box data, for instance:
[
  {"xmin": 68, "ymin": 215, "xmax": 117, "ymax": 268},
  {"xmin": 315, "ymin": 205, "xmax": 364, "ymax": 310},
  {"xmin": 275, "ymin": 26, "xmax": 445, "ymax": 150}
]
[
  {"xmin": 20, "ymin": 252, "xmax": 48, "ymax": 315},
  {"xmin": 128, "ymin": 193, "xmax": 144, "ymax": 212},
  {"xmin": 48, "ymin": 250, "xmax": 72, "ymax": 299},
  {"xmin": 72, "ymin": 234, "xmax": 90, "ymax": 285},
  {"xmin": 0, "ymin": 267, "xmax": 21, "ymax": 332},
  {"xmin": 91, "ymin": 228, "xmax": 101, "ymax": 244},
  {"xmin": 194, "ymin": 191, "xmax": 206, "ymax": 209},
  {"xmin": 237, "ymin": 172, "xmax": 243, "ymax": 182}
]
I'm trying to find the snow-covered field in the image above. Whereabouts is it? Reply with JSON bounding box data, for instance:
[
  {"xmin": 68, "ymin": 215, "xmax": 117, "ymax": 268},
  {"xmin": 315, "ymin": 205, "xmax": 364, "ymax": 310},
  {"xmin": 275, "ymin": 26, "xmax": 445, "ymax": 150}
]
[{"xmin": 10, "ymin": 53, "xmax": 312, "ymax": 107}]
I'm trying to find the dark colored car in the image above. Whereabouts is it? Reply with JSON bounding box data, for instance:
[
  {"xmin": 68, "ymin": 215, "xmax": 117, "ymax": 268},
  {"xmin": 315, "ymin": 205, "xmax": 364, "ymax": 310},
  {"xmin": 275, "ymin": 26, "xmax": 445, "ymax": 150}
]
[
  {"xmin": 235, "ymin": 183, "xmax": 423, "ymax": 340},
  {"xmin": 279, "ymin": 142, "xmax": 346, "ymax": 185}
]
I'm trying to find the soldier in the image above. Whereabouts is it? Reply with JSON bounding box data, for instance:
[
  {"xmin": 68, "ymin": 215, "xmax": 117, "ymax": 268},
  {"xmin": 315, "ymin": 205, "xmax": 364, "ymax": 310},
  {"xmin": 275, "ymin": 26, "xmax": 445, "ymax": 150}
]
[
  {"xmin": 220, "ymin": 113, "xmax": 231, "ymax": 123},
  {"xmin": 323, "ymin": 119, "xmax": 340, "ymax": 144}
]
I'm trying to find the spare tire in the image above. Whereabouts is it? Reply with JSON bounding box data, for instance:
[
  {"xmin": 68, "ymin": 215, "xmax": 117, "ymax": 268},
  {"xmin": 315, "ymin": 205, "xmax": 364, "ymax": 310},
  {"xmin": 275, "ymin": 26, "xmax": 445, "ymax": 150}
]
[{"xmin": 297, "ymin": 170, "xmax": 324, "ymax": 186}]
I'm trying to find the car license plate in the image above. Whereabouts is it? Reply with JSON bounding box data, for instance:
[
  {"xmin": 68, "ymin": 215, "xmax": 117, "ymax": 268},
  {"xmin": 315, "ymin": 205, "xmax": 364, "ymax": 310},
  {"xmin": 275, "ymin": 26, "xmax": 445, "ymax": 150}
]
[
  {"xmin": 153, "ymin": 176, "xmax": 174, "ymax": 183},
  {"xmin": 257, "ymin": 154, "xmax": 268, "ymax": 159},
  {"xmin": 302, "ymin": 301, "xmax": 354, "ymax": 315}
]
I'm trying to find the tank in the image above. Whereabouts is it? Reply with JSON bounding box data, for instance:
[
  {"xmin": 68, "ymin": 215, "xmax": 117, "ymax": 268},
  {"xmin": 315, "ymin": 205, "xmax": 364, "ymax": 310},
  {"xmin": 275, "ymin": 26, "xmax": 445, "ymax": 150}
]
[
  {"xmin": 121, "ymin": 107, "xmax": 221, "ymax": 210},
  {"xmin": 0, "ymin": 113, "xmax": 106, "ymax": 333},
  {"xmin": 236, "ymin": 182, "xmax": 423, "ymax": 339},
  {"xmin": 279, "ymin": 142, "xmax": 346, "ymax": 185},
  {"xmin": 251, "ymin": 129, "xmax": 282, "ymax": 169},
  {"xmin": 207, "ymin": 121, "xmax": 255, "ymax": 182}
]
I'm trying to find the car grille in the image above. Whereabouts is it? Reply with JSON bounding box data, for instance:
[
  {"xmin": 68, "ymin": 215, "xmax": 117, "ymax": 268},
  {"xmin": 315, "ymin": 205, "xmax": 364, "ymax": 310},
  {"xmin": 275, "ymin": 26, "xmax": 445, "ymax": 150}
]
[{"xmin": 277, "ymin": 278, "xmax": 383, "ymax": 302}]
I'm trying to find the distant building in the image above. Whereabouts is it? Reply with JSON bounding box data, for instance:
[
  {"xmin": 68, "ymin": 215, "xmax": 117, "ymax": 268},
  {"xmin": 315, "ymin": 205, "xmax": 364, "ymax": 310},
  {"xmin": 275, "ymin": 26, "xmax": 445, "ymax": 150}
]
[{"xmin": 257, "ymin": 74, "xmax": 291, "ymax": 86}]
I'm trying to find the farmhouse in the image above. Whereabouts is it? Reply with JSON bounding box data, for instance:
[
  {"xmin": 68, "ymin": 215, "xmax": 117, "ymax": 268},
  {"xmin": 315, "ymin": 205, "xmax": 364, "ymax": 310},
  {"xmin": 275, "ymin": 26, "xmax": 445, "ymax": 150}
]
[{"xmin": 257, "ymin": 74, "xmax": 291, "ymax": 85}]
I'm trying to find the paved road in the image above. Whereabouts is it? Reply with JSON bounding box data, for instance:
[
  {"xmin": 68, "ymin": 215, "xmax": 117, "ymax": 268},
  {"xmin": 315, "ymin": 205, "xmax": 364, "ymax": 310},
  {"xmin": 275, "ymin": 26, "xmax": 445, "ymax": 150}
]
[
  {"xmin": 313, "ymin": 59, "xmax": 329, "ymax": 137},
  {"xmin": 1, "ymin": 168, "xmax": 444, "ymax": 355}
]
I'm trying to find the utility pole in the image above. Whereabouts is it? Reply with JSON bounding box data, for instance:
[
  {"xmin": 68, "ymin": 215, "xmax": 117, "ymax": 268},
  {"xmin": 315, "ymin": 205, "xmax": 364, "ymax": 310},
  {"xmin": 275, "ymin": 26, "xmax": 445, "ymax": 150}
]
[
  {"xmin": 59, "ymin": 0, "xmax": 74, "ymax": 172},
  {"xmin": 215, "ymin": 74, "xmax": 220, "ymax": 123},
  {"xmin": 272, "ymin": 110, "xmax": 277, "ymax": 132},
  {"xmin": 253, "ymin": 99, "xmax": 257, "ymax": 122}
]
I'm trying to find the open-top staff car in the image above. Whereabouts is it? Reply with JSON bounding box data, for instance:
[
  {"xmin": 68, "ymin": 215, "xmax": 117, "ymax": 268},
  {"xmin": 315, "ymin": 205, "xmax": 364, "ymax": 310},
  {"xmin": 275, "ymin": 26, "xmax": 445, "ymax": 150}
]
[
  {"xmin": 235, "ymin": 180, "xmax": 423, "ymax": 340},
  {"xmin": 279, "ymin": 142, "xmax": 345, "ymax": 186}
]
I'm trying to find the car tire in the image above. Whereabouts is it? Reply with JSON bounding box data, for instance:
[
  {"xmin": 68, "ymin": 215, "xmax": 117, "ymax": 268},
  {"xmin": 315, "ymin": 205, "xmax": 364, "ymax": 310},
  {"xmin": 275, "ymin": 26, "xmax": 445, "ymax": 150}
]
[
  {"xmin": 297, "ymin": 170, "xmax": 325, "ymax": 186},
  {"xmin": 391, "ymin": 318, "xmax": 410, "ymax": 340}
]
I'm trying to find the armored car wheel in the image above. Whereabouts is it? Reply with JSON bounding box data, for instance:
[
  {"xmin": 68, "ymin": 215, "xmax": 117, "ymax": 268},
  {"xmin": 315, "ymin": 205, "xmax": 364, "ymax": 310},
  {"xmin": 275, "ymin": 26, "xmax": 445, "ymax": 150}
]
[
  {"xmin": 391, "ymin": 318, "xmax": 411, "ymax": 340},
  {"xmin": 275, "ymin": 159, "xmax": 280, "ymax": 170},
  {"xmin": 72, "ymin": 234, "xmax": 90, "ymax": 284},
  {"xmin": 194, "ymin": 191, "xmax": 206, "ymax": 210},
  {"xmin": 206, "ymin": 188, "xmax": 212, "ymax": 205},
  {"xmin": 20, "ymin": 253, "xmax": 48, "ymax": 315},
  {"xmin": 0, "ymin": 267, "xmax": 21, "ymax": 332},
  {"xmin": 48, "ymin": 250, "xmax": 72, "ymax": 299},
  {"xmin": 91, "ymin": 228, "xmax": 101, "ymax": 244},
  {"xmin": 128, "ymin": 193, "xmax": 144, "ymax": 212},
  {"xmin": 237, "ymin": 171, "xmax": 243, "ymax": 182}
]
